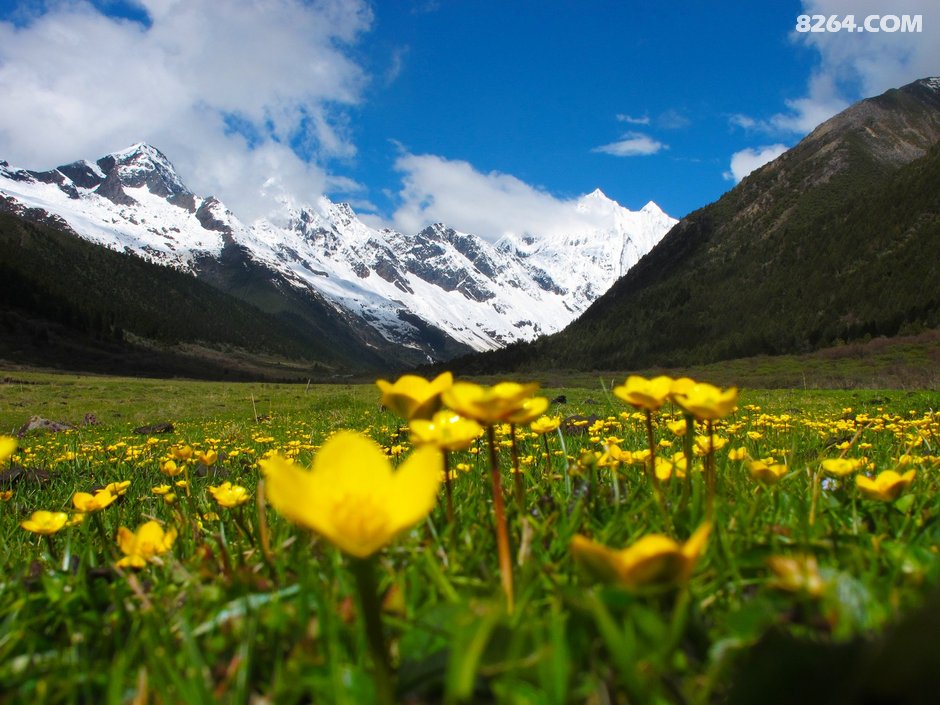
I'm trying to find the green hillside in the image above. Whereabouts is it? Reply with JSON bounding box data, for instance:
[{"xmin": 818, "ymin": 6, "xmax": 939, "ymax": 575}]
[
  {"xmin": 454, "ymin": 79, "xmax": 940, "ymax": 374},
  {"xmin": 0, "ymin": 212, "xmax": 382, "ymax": 378}
]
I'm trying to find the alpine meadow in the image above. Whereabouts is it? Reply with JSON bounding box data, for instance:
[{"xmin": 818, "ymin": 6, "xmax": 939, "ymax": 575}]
[{"xmin": 1, "ymin": 3, "xmax": 940, "ymax": 704}]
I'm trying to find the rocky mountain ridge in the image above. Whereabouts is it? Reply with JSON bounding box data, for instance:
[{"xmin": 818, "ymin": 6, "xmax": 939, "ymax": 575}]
[{"xmin": 0, "ymin": 143, "xmax": 675, "ymax": 362}]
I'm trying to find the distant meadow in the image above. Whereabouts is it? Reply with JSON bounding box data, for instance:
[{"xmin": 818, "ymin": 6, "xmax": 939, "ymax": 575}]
[{"xmin": 2, "ymin": 371, "xmax": 938, "ymax": 702}]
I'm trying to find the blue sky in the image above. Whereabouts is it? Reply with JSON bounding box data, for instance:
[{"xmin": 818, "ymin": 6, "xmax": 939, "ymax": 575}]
[{"xmin": 0, "ymin": 0, "xmax": 936, "ymax": 238}]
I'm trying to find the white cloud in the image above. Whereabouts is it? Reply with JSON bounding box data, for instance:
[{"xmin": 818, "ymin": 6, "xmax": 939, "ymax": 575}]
[
  {"xmin": 724, "ymin": 144, "xmax": 789, "ymax": 182},
  {"xmin": 760, "ymin": 0, "xmax": 939, "ymax": 135},
  {"xmin": 592, "ymin": 132, "xmax": 666, "ymax": 157},
  {"xmin": 375, "ymin": 152, "xmax": 616, "ymax": 241},
  {"xmin": 616, "ymin": 114, "xmax": 650, "ymax": 125},
  {"xmin": 657, "ymin": 109, "xmax": 690, "ymax": 130},
  {"xmin": 729, "ymin": 114, "xmax": 757, "ymax": 130},
  {"xmin": 0, "ymin": 0, "xmax": 373, "ymax": 221}
]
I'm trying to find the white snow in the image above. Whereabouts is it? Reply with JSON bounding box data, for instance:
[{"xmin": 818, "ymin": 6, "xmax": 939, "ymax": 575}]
[{"xmin": 1, "ymin": 146, "xmax": 677, "ymax": 353}]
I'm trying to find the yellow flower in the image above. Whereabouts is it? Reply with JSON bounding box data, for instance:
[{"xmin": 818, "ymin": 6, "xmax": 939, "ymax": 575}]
[
  {"xmin": 195, "ymin": 449, "xmax": 219, "ymax": 466},
  {"xmin": 208, "ymin": 481, "xmax": 251, "ymax": 508},
  {"xmin": 767, "ymin": 555, "xmax": 825, "ymax": 598},
  {"xmin": 0, "ymin": 490, "xmax": 12, "ymax": 502},
  {"xmin": 442, "ymin": 381, "xmax": 541, "ymax": 426},
  {"xmin": 821, "ymin": 458, "xmax": 863, "ymax": 477},
  {"xmin": 654, "ymin": 456, "xmax": 682, "ymax": 481},
  {"xmin": 104, "ymin": 480, "xmax": 131, "ymax": 496},
  {"xmin": 409, "ymin": 411, "xmax": 483, "ymax": 451},
  {"xmin": 570, "ymin": 523, "xmax": 710, "ymax": 591},
  {"xmin": 666, "ymin": 420, "xmax": 688, "ymax": 436},
  {"xmin": 530, "ymin": 415, "xmax": 562, "ymax": 435},
  {"xmin": 170, "ymin": 445, "xmax": 193, "ymax": 461},
  {"xmin": 673, "ymin": 383, "xmax": 738, "ymax": 421},
  {"xmin": 260, "ymin": 431, "xmax": 442, "ymax": 558},
  {"xmin": 72, "ymin": 489, "xmax": 117, "ymax": 512},
  {"xmin": 855, "ymin": 469, "xmax": 915, "ymax": 502},
  {"xmin": 669, "ymin": 377, "xmax": 697, "ymax": 400},
  {"xmin": 161, "ymin": 459, "xmax": 183, "ymax": 477},
  {"xmin": 152, "ymin": 484, "xmax": 172, "ymax": 495},
  {"xmin": 727, "ymin": 446, "xmax": 748, "ymax": 461},
  {"xmin": 21, "ymin": 510, "xmax": 69, "ymax": 535},
  {"xmin": 376, "ymin": 372, "xmax": 453, "ymax": 420},
  {"xmin": 747, "ymin": 459, "xmax": 788, "ymax": 485},
  {"xmin": 612, "ymin": 375, "xmax": 673, "ymax": 411},
  {"xmin": 504, "ymin": 396, "xmax": 550, "ymax": 424},
  {"xmin": 693, "ymin": 435, "xmax": 728, "ymax": 455},
  {"xmin": 0, "ymin": 436, "xmax": 16, "ymax": 462},
  {"xmin": 116, "ymin": 520, "xmax": 177, "ymax": 569}
]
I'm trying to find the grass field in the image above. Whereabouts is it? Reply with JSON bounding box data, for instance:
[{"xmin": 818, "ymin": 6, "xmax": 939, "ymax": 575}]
[{"xmin": 1, "ymin": 368, "xmax": 938, "ymax": 703}]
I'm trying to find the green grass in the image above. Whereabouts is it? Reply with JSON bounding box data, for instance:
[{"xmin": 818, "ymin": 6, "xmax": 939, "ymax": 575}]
[{"xmin": 1, "ymin": 371, "xmax": 939, "ymax": 703}]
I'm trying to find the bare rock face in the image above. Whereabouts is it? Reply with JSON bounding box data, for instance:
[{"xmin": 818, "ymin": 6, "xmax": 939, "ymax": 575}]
[{"xmin": 17, "ymin": 415, "xmax": 77, "ymax": 437}]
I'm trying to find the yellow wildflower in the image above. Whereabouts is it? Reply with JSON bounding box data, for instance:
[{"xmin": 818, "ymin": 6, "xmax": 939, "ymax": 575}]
[
  {"xmin": 442, "ymin": 381, "xmax": 541, "ymax": 426},
  {"xmin": 21, "ymin": 511, "xmax": 69, "ymax": 535},
  {"xmin": 669, "ymin": 377, "xmax": 696, "ymax": 400},
  {"xmin": 856, "ymin": 470, "xmax": 915, "ymax": 502},
  {"xmin": 116, "ymin": 520, "xmax": 177, "ymax": 569},
  {"xmin": 161, "ymin": 459, "xmax": 183, "ymax": 477},
  {"xmin": 504, "ymin": 396, "xmax": 550, "ymax": 424},
  {"xmin": 694, "ymin": 435, "xmax": 728, "ymax": 455},
  {"xmin": 72, "ymin": 489, "xmax": 117, "ymax": 513},
  {"xmin": 409, "ymin": 411, "xmax": 483, "ymax": 451},
  {"xmin": 673, "ymin": 383, "xmax": 738, "ymax": 421},
  {"xmin": 170, "ymin": 445, "xmax": 193, "ymax": 461},
  {"xmin": 570, "ymin": 523, "xmax": 710, "ymax": 591},
  {"xmin": 530, "ymin": 415, "xmax": 562, "ymax": 435},
  {"xmin": 208, "ymin": 481, "xmax": 251, "ymax": 508},
  {"xmin": 376, "ymin": 371, "xmax": 453, "ymax": 420},
  {"xmin": 613, "ymin": 375, "xmax": 673, "ymax": 411},
  {"xmin": 195, "ymin": 449, "xmax": 218, "ymax": 466},
  {"xmin": 821, "ymin": 458, "xmax": 863, "ymax": 477},
  {"xmin": 747, "ymin": 459, "xmax": 788, "ymax": 485},
  {"xmin": 104, "ymin": 480, "xmax": 131, "ymax": 496},
  {"xmin": 260, "ymin": 431, "xmax": 442, "ymax": 558},
  {"xmin": 666, "ymin": 420, "xmax": 687, "ymax": 436},
  {"xmin": 0, "ymin": 436, "xmax": 16, "ymax": 462},
  {"xmin": 767, "ymin": 555, "xmax": 826, "ymax": 598}
]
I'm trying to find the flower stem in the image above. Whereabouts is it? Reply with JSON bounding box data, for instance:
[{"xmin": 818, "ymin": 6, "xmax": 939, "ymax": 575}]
[
  {"xmin": 706, "ymin": 420, "xmax": 716, "ymax": 520},
  {"xmin": 645, "ymin": 410, "xmax": 673, "ymax": 534},
  {"xmin": 43, "ymin": 535, "xmax": 59, "ymax": 566},
  {"xmin": 487, "ymin": 425, "xmax": 514, "ymax": 613},
  {"xmin": 510, "ymin": 424, "xmax": 525, "ymax": 512},
  {"xmin": 349, "ymin": 556, "xmax": 395, "ymax": 705},
  {"xmin": 92, "ymin": 512, "xmax": 114, "ymax": 559},
  {"xmin": 442, "ymin": 450, "xmax": 455, "ymax": 524},
  {"xmin": 679, "ymin": 412, "xmax": 695, "ymax": 512}
]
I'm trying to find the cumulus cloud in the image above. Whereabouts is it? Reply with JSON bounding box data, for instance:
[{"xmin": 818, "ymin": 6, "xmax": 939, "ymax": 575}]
[
  {"xmin": 726, "ymin": 0, "xmax": 936, "ymax": 184},
  {"xmin": 374, "ymin": 151, "xmax": 617, "ymax": 241},
  {"xmin": 0, "ymin": 0, "xmax": 373, "ymax": 221},
  {"xmin": 724, "ymin": 144, "xmax": 789, "ymax": 182},
  {"xmin": 592, "ymin": 132, "xmax": 666, "ymax": 157},
  {"xmin": 740, "ymin": 0, "xmax": 939, "ymax": 136}
]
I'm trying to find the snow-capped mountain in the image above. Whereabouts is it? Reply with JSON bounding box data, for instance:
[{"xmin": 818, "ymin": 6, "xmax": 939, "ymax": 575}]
[{"xmin": 0, "ymin": 144, "xmax": 675, "ymax": 359}]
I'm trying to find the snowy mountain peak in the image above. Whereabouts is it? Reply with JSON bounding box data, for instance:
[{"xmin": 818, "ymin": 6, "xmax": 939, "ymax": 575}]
[
  {"xmin": 579, "ymin": 187, "xmax": 615, "ymax": 206},
  {"xmin": 96, "ymin": 143, "xmax": 191, "ymax": 201},
  {"xmin": 1, "ymin": 143, "xmax": 677, "ymax": 358},
  {"xmin": 921, "ymin": 77, "xmax": 940, "ymax": 92}
]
